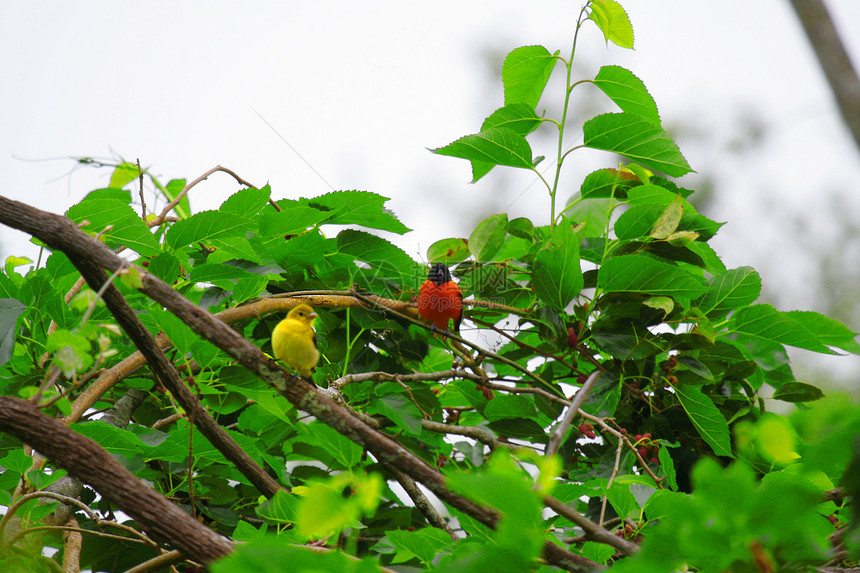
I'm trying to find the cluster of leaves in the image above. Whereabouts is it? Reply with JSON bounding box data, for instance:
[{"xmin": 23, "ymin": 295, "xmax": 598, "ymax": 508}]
[{"xmin": 0, "ymin": 1, "xmax": 857, "ymax": 572}]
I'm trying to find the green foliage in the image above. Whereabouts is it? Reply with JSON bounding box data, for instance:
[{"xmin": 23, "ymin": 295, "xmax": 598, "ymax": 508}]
[{"xmin": 0, "ymin": 1, "xmax": 856, "ymax": 572}]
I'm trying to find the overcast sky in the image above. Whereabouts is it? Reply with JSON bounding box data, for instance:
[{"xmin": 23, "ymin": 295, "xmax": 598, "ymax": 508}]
[{"xmin": 2, "ymin": 0, "xmax": 859, "ymax": 381}]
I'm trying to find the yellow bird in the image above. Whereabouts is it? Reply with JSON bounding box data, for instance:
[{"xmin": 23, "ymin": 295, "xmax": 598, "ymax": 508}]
[{"xmin": 272, "ymin": 304, "xmax": 320, "ymax": 379}]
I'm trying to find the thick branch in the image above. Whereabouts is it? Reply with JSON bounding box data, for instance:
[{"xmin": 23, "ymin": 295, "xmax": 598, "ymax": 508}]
[
  {"xmin": 384, "ymin": 462, "xmax": 457, "ymax": 540},
  {"xmin": 789, "ymin": 0, "xmax": 860, "ymax": 153},
  {"xmin": 0, "ymin": 397, "xmax": 232, "ymax": 563}
]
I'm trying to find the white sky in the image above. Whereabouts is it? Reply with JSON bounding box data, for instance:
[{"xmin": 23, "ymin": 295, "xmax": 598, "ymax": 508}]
[{"xmin": 2, "ymin": 0, "xmax": 860, "ymax": 382}]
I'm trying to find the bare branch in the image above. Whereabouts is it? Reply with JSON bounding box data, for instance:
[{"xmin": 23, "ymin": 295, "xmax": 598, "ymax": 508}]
[
  {"xmin": 789, "ymin": 0, "xmax": 860, "ymax": 153},
  {"xmin": 546, "ymin": 371, "xmax": 600, "ymax": 457},
  {"xmin": 384, "ymin": 462, "xmax": 458, "ymax": 540}
]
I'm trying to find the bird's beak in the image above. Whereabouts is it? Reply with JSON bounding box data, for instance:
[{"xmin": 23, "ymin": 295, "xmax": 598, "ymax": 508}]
[{"xmin": 309, "ymin": 312, "xmax": 318, "ymax": 319}]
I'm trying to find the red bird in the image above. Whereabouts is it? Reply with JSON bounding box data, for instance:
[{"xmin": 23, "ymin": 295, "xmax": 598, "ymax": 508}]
[{"xmin": 417, "ymin": 263, "xmax": 463, "ymax": 334}]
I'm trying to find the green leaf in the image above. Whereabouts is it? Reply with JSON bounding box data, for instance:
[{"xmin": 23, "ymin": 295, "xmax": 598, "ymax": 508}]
[
  {"xmin": 506, "ymin": 217, "xmax": 536, "ymax": 240},
  {"xmin": 255, "ymin": 490, "xmax": 299, "ymax": 524},
  {"xmin": 588, "ymin": 0, "xmax": 634, "ymax": 49},
  {"xmin": 614, "ymin": 204, "xmax": 661, "ymax": 240},
  {"xmin": 736, "ymin": 414, "xmax": 801, "ymax": 465},
  {"xmin": 71, "ymin": 420, "xmax": 146, "ymax": 457},
  {"xmin": 730, "ymin": 304, "xmax": 832, "ymax": 354},
  {"xmin": 120, "ymin": 266, "xmax": 144, "ymax": 289},
  {"xmin": 1, "ymin": 448, "xmax": 36, "ymax": 474},
  {"xmin": 47, "ymin": 329, "xmax": 93, "ymax": 377},
  {"xmin": 583, "ymin": 113, "xmax": 692, "ymax": 177},
  {"xmin": 231, "ymin": 521, "xmax": 268, "ymax": 543},
  {"xmin": 296, "ymin": 473, "xmax": 381, "ymax": 540},
  {"xmin": 295, "ymin": 422, "xmax": 363, "ymax": 469},
  {"xmin": 307, "ymin": 190, "xmax": 410, "ymax": 234},
  {"xmin": 674, "ymin": 385, "xmax": 732, "ymax": 457},
  {"xmin": 212, "ymin": 539, "xmax": 360, "ymax": 573},
  {"xmin": 109, "ymin": 162, "xmax": 140, "ymax": 189},
  {"xmin": 605, "ymin": 481, "xmax": 638, "ymax": 519},
  {"xmin": 772, "ymin": 382, "xmax": 825, "ymax": 403},
  {"xmin": 220, "ymin": 185, "xmax": 271, "ymax": 219},
  {"xmin": 658, "ymin": 444, "xmax": 678, "ymax": 490},
  {"xmin": 164, "ymin": 210, "xmax": 251, "ymax": 250},
  {"xmin": 579, "ymin": 168, "xmax": 640, "ymax": 199},
  {"xmin": 432, "ymin": 128, "xmax": 535, "ymax": 183},
  {"xmin": 591, "ymin": 65, "xmax": 659, "ymax": 123},
  {"xmin": 386, "ymin": 528, "xmax": 453, "ymax": 566},
  {"xmin": 598, "ymin": 254, "xmax": 708, "ymax": 300},
  {"xmin": 142, "ymin": 306, "xmax": 196, "ymax": 357},
  {"xmin": 649, "ymin": 195, "xmax": 683, "ymax": 239},
  {"xmin": 581, "ymin": 541, "xmax": 616, "ymax": 564},
  {"xmin": 4, "ymin": 256, "xmax": 31, "ymax": 277},
  {"xmin": 563, "ymin": 197, "xmax": 614, "ymax": 237},
  {"xmin": 257, "ymin": 203, "xmax": 330, "ymax": 236},
  {"xmin": 337, "ymin": 230, "xmax": 418, "ymax": 287},
  {"xmin": 616, "ymin": 459, "xmax": 829, "ymax": 572},
  {"xmin": 614, "ymin": 204, "xmax": 662, "ymax": 240},
  {"xmin": 591, "ymin": 322, "xmax": 668, "ymax": 360},
  {"xmin": 783, "ymin": 310, "xmax": 860, "ymax": 354},
  {"xmin": 750, "ymin": 471, "xmax": 831, "ymax": 561},
  {"xmin": 447, "ymin": 451, "xmax": 543, "ymax": 561},
  {"xmin": 146, "ymin": 253, "xmax": 181, "ymax": 284},
  {"xmin": 481, "ymin": 104, "xmax": 541, "ymax": 136},
  {"xmin": 581, "ymin": 372, "xmax": 622, "ymax": 417},
  {"xmin": 698, "ymin": 267, "xmax": 761, "ymax": 318},
  {"xmin": 161, "ymin": 178, "xmax": 191, "ymax": 219},
  {"xmin": 190, "ymin": 264, "xmax": 258, "ymax": 283},
  {"xmin": 501, "ymin": 45, "xmax": 558, "ymax": 108},
  {"xmin": 532, "ymin": 219, "xmax": 583, "ymax": 310},
  {"xmin": 484, "ymin": 395, "xmax": 540, "ymax": 423},
  {"xmin": 260, "ymin": 230, "xmax": 331, "ymax": 271},
  {"xmin": 297, "ymin": 481, "xmax": 358, "ymax": 539},
  {"xmin": 469, "ymin": 214, "xmax": 508, "ymax": 262},
  {"xmin": 367, "ymin": 390, "xmax": 423, "ymax": 436},
  {"xmin": 427, "ymin": 238, "xmax": 470, "ymax": 264},
  {"xmin": 67, "ymin": 197, "xmax": 161, "ymax": 256}
]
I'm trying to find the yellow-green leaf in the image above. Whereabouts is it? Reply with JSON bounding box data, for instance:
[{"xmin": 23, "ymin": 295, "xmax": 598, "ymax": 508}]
[{"xmin": 588, "ymin": 0, "xmax": 634, "ymax": 49}]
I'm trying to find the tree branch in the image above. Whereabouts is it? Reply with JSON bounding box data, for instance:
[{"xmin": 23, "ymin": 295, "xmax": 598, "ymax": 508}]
[
  {"xmin": 789, "ymin": 0, "xmax": 860, "ymax": 153},
  {"xmin": 0, "ymin": 397, "xmax": 233, "ymax": 564}
]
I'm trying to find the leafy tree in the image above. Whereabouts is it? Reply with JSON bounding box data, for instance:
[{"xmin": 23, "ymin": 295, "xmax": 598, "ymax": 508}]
[{"xmin": 0, "ymin": 1, "xmax": 857, "ymax": 572}]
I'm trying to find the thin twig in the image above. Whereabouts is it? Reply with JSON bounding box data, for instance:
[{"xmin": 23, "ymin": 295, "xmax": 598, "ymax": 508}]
[
  {"xmin": 470, "ymin": 316, "xmax": 581, "ymax": 374},
  {"xmin": 543, "ymin": 494, "xmax": 639, "ymax": 556},
  {"xmin": 149, "ymin": 165, "xmax": 260, "ymax": 227},
  {"xmin": 137, "ymin": 158, "xmax": 146, "ymax": 221},
  {"xmin": 599, "ymin": 437, "xmax": 626, "ymax": 526},
  {"xmin": 8, "ymin": 525, "xmax": 152, "ymax": 548},
  {"xmin": 546, "ymin": 371, "xmax": 600, "ymax": 457},
  {"xmin": 122, "ymin": 550, "xmax": 190, "ymax": 573}
]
